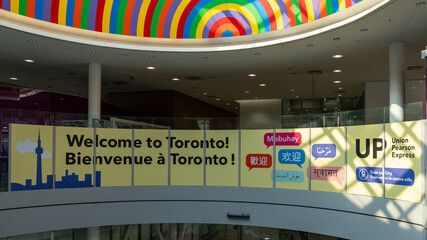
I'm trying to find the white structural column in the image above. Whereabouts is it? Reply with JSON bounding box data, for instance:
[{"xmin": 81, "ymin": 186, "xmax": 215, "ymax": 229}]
[
  {"xmin": 389, "ymin": 42, "xmax": 405, "ymax": 122},
  {"xmin": 88, "ymin": 62, "xmax": 102, "ymax": 127},
  {"xmin": 87, "ymin": 227, "xmax": 100, "ymax": 240}
]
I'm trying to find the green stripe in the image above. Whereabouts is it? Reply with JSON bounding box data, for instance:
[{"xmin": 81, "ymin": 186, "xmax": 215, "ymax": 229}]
[
  {"xmin": 290, "ymin": 0, "xmax": 302, "ymax": 25},
  {"xmin": 81, "ymin": 0, "xmax": 91, "ymax": 30},
  {"xmin": 151, "ymin": 0, "xmax": 167, "ymax": 37},
  {"xmin": 189, "ymin": 0, "xmax": 265, "ymax": 38},
  {"xmin": 325, "ymin": 0, "xmax": 333, "ymax": 15},
  {"xmin": 116, "ymin": 0, "xmax": 128, "ymax": 35},
  {"xmin": 19, "ymin": 0, "xmax": 28, "ymax": 16}
]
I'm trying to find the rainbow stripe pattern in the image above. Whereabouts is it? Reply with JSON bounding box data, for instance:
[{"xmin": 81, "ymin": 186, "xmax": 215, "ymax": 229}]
[{"xmin": 0, "ymin": 0, "xmax": 362, "ymax": 39}]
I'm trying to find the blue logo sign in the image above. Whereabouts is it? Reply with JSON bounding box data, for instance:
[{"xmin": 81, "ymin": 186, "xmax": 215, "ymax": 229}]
[
  {"xmin": 312, "ymin": 144, "xmax": 336, "ymax": 160},
  {"xmin": 356, "ymin": 167, "xmax": 414, "ymax": 186},
  {"xmin": 278, "ymin": 149, "xmax": 305, "ymax": 168}
]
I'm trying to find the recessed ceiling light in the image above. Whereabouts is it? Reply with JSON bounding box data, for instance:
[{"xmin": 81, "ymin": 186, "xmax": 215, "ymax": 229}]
[
  {"xmin": 226, "ymin": 103, "xmax": 230, "ymax": 105},
  {"xmin": 172, "ymin": 78, "xmax": 180, "ymax": 81},
  {"xmin": 146, "ymin": 66, "xmax": 156, "ymax": 70},
  {"xmin": 295, "ymin": 96, "xmax": 299, "ymax": 98},
  {"xmin": 333, "ymin": 37, "xmax": 341, "ymax": 41},
  {"xmin": 235, "ymin": 107, "xmax": 239, "ymax": 110},
  {"xmin": 333, "ymin": 69, "xmax": 342, "ymax": 73},
  {"xmin": 333, "ymin": 80, "xmax": 342, "ymax": 84},
  {"xmin": 203, "ymin": 92, "xmax": 207, "ymax": 95},
  {"xmin": 28, "ymin": 39, "xmax": 37, "ymax": 43},
  {"xmin": 245, "ymin": 90, "xmax": 250, "ymax": 93},
  {"xmin": 248, "ymin": 73, "xmax": 256, "ymax": 77},
  {"xmin": 24, "ymin": 59, "xmax": 35, "ymax": 63},
  {"xmin": 290, "ymin": 89, "xmax": 295, "ymax": 92},
  {"xmin": 332, "ymin": 54, "xmax": 343, "ymax": 58},
  {"xmin": 416, "ymin": 1, "xmax": 425, "ymax": 7},
  {"xmin": 412, "ymin": 86, "xmax": 416, "ymax": 89},
  {"xmin": 91, "ymin": 50, "xmax": 98, "ymax": 53},
  {"xmin": 360, "ymin": 28, "xmax": 368, "ymax": 32},
  {"xmin": 254, "ymin": 97, "xmax": 259, "ymax": 99},
  {"xmin": 9, "ymin": 77, "xmax": 18, "ymax": 80},
  {"xmin": 259, "ymin": 83, "xmax": 267, "ymax": 87},
  {"xmin": 338, "ymin": 87, "xmax": 343, "ymax": 90},
  {"xmin": 338, "ymin": 94, "xmax": 342, "ymax": 97},
  {"xmin": 216, "ymin": 98, "xmax": 220, "ymax": 101}
]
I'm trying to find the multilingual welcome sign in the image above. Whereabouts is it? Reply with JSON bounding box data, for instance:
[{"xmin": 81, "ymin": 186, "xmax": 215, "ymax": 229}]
[{"xmin": 9, "ymin": 121, "xmax": 423, "ymax": 202}]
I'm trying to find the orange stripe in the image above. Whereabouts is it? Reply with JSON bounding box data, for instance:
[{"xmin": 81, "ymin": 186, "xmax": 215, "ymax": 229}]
[
  {"xmin": 123, "ymin": 0, "xmax": 136, "ymax": 35},
  {"xmin": 74, "ymin": 0, "xmax": 83, "ymax": 28},
  {"xmin": 157, "ymin": 0, "xmax": 174, "ymax": 38},
  {"xmin": 319, "ymin": 0, "xmax": 327, "ymax": 18},
  {"xmin": 215, "ymin": 24, "xmax": 240, "ymax": 38},
  {"xmin": 283, "ymin": 0, "xmax": 295, "ymax": 27},
  {"xmin": 27, "ymin": 0, "xmax": 36, "ymax": 18}
]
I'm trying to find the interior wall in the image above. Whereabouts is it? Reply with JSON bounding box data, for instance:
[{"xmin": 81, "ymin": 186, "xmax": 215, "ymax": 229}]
[
  {"xmin": 364, "ymin": 80, "xmax": 426, "ymax": 123},
  {"xmin": 238, "ymin": 99, "xmax": 282, "ymax": 129}
]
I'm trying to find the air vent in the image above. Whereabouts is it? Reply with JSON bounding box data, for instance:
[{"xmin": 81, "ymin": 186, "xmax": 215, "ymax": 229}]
[
  {"xmin": 335, "ymin": 90, "xmax": 346, "ymax": 94},
  {"xmin": 112, "ymin": 81, "xmax": 129, "ymax": 85},
  {"xmin": 308, "ymin": 70, "xmax": 322, "ymax": 74},
  {"xmin": 407, "ymin": 66, "xmax": 423, "ymax": 70},
  {"xmin": 186, "ymin": 76, "xmax": 202, "ymax": 81}
]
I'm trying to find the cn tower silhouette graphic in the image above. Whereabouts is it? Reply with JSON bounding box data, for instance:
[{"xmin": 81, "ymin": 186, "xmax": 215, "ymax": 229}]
[{"xmin": 35, "ymin": 131, "xmax": 43, "ymax": 186}]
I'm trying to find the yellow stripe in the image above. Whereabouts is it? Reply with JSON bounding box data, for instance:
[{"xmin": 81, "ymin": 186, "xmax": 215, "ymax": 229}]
[
  {"xmin": 58, "ymin": 0, "xmax": 68, "ymax": 25},
  {"xmin": 339, "ymin": 0, "xmax": 346, "ymax": 11},
  {"xmin": 305, "ymin": 0, "xmax": 315, "ymax": 22},
  {"xmin": 10, "ymin": 0, "xmax": 19, "ymax": 14},
  {"xmin": 195, "ymin": 3, "xmax": 259, "ymax": 38},
  {"xmin": 136, "ymin": 0, "xmax": 151, "ymax": 36},
  {"xmin": 170, "ymin": 0, "xmax": 192, "ymax": 38},
  {"xmin": 102, "ymin": 0, "xmax": 114, "ymax": 33},
  {"xmin": 268, "ymin": 0, "xmax": 283, "ymax": 30}
]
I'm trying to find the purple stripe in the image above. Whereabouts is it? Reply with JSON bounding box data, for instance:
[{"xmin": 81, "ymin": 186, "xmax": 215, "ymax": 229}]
[
  {"xmin": 43, "ymin": 0, "xmax": 51, "ymax": 21},
  {"xmin": 312, "ymin": 0, "xmax": 320, "ymax": 20},
  {"xmin": 164, "ymin": 0, "xmax": 181, "ymax": 38},
  {"xmin": 202, "ymin": 11, "xmax": 251, "ymax": 38},
  {"xmin": 88, "ymin": 0, "xmax": 98, "ymax": 31},
  {"xmin": 275, "ymin": 0, "xmax": 289, "ymax": 29},
  {"xmin": 130, "ymin": 0, "xmax": 143, "ymax": 36},
  {"xmin": 352, "ymin": 0, "xmax": 358, "ymax": 5},
  {"xmin": 2, "ymin": 0, "xmax": 10, "ymax": 11}
]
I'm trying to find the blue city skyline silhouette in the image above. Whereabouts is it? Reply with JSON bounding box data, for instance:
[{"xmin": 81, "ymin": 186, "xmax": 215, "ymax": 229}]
[{"xmin": 11, "ymin": 131, "xmax": 101, "ymax": 191}]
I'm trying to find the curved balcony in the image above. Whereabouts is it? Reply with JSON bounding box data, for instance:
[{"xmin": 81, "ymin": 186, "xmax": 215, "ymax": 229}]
[{"xmin": 0, "ymin": 104, "xmax": 426, "ymax": 239}]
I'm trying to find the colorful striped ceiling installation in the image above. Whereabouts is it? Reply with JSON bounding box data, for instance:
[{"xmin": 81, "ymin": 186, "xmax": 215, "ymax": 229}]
[{"xmin": 0, "ymin": 0, "xmax": 362, "ymax": 39}]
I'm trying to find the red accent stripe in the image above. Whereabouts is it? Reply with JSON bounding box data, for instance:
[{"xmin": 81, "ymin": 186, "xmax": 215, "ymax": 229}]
[
  {"xmin": 298, "ymin": 0, "xmax": 308, "ymax": 24},
  {"xmin": 345, "ymin": 0, "xmax": 352, "ymax": 7},
  {"xmin": 123, "ymin": 0, "xmax": 136, "ymax": 35},
  {"xmin": 50, "ymin": 0, "xmax": 60, "ymax": 24},
  {"xmin": 0, "ymin": 0, "xmax": 2, "ymax": 9},
  {"xmin": 259, "ymin": 0, "xmax": 277, "ymax": 31},
  {"xmin": 283, "ymin": 0, "xmax": 295, "ymax": 27},
  {"xmin": 95, "ymin": 0, "xmax": 106, "ymax": 32},
  {"xmin": 157, "ymin": 0, "xmax": 174, "ymax": 37},
  {"xmin": 176, "ymin": 0, "xmax": 201, "ymax": 38},
  {"xmin": 74, "ymin": 0, "xmax": 83, "ymax": 28},
  {"xmin": 144, "ymin": 0, "xmax": 158, "ymax": 37},
  {"xmin": 208, "ymin": 17, "xmax": 245, "ymax": 38},
  {"xmin": 27, "ymin": 0, "xmax": 36, "ymax": 18}
]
